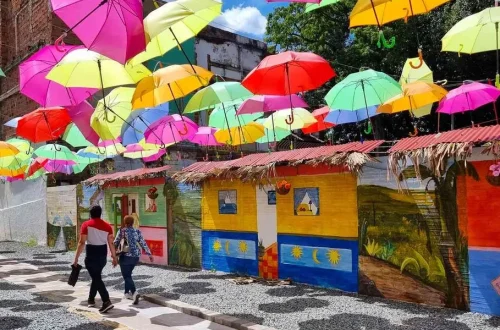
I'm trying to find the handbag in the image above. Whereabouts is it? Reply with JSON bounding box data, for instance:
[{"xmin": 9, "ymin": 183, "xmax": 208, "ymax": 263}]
[
  {"xmin": 68, "ymin": 264, "xmax": 82, "ymax": 287},
  {"xmin": 116, "ymin": 228, "xmax": 130, "ymax": 256}
]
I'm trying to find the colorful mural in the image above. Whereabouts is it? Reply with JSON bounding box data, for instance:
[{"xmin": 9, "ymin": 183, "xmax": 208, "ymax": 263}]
[
  {"xmin": 257, "ymin": 186, "xmax": 278, "ymax": 280},
  {"xmin": 358, "ymin": 160, "xmax": 471, "ymax": 310},
  {"xmin": 47, "ymin": 185, "xmax": 78, "ymax": 250},
  {"xmin": 218, "ymin": 190, "xmax": 237, "ymax": 214},
  {"xmin": 294, "ymin": 188, "xmax": 319, "ymax": 216}
]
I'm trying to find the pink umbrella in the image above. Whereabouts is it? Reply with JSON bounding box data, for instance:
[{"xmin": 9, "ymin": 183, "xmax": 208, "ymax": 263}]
[
  {"xmin": 145, "ymin": 114, "xmax": 198, "ymax": 145},
  {"xmin": 19, "ymin": 45, "xmax": 97, "ymax": 107},
  {"xmin": 437, "ymin": 82, "xmax": 500, "ymax": 123},
  {"xmin": 67, "ymin": 101, "xmax": 100, "ymax": 146},
  {"xmin": 51, "ymin": 0, "xmax": 145, "ymax": 64},
  {"xmin": 144, "ymin": 149, "xmax": 166, "ymax": 163},
  {"xmin": 236, "ymin": 95, "xmax": 308, "ymax": 115},
  {"xmin": 40, "ymin": 159, "xmax": 77, "ymax": 175},
  {"xmin": 302, "ymin": 106, "xmax": 335, "ymax": 134},
  {"xmin": 190, "ymin": 127, "xmax": 221, "ymax": 146}
]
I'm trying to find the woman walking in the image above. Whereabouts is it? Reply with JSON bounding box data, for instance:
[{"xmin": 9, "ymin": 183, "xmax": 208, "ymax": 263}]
[{"xmin": 114, "ymin": 215, "xmax": 153, "ymax": 304}]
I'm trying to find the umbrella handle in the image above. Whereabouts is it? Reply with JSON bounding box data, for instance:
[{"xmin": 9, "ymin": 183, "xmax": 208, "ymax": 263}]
[
  {"xmin": 285, "ymin": 112, "xmax": 295, "ymax": 125},
  {"xmin": 177, "ymin": 151, "xmax": 182, "ymax": 160},
  {"xmin": 104, "ymin": 111, "xmax": 116, "ymax": 123},
  {"xmin": 377, "ymin": 31, "xmax": 396, "ymax": 49},
  {"xmin": 97, "ymin": 147, "xmax": 106, "ymax": 155},
  {"xmin": 153, "ymin": 0, "xmax": 161, "ymax": 8},
  {"xmin": 53, "ymin": 144, "xmax": 62, "ymax": 151},
  {"xmin": 409, "ymin": 126, "xmax": 419, "ymax": 137},
  {"xmin": 202, "ymin": 153, "xmax": 209, "ymax": 161},
  {"xmin": 410, "ymin": 49, "xmax": 424, "ymax": 69},
  {"xmin": 364, "ymin": 122, "xmax": 373, "ymax": 135},
  {"xmin": 178, "ymin": 123, "xmax": 188, "ymax": 136},
  {"xmin": 54, "ymin": 33, "xmax": 67, "ymax": 52},
  {"xmin": 159, "ymin": 143, "xmax": 166, "ymax": 149}
]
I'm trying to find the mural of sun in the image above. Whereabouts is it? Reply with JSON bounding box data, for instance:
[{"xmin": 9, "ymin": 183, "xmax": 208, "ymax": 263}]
[
  {"xmin": 327, "ymin": 249, "xmax": 341, "ymax": 265},
  {"xmin": 239, "ymin": 241, "xmax": 248, "ymax": 253},
  {"xmin": 213, "ymin": 239, "xmax": 222, "ymax": 253},
  {"xmin": 291, "ymin": 246, "xmax": 303, "ymax": 260}
]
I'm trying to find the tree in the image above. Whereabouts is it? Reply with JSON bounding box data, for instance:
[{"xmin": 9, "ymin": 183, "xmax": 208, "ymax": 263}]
[{"xmin": 265, "ymin": 1, "xmax": 497, "ymax": 141}]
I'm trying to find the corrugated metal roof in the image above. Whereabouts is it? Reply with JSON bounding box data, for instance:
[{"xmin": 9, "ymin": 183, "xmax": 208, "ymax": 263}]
[
  {"xmin": 389, "ymin": 125, "xmax": 500, "ymax": 153},
  {"xmin": 182, "ymin": 141, "xmax": 384, "ymax": 173},
  {"xmin": 84, "ymin": 165, "xmax": 171, "ymax": 185}
]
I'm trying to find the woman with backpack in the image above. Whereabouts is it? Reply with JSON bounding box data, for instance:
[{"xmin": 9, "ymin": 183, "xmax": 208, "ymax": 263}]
[{"xmin": 114, "ymin": 215, "xmax": 153, "ymax": 304}]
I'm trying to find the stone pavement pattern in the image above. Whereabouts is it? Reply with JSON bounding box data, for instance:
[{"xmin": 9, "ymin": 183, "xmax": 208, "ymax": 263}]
[{"xmin": 0, "ymin": 256, "xmax": 236, "ymax": 330}]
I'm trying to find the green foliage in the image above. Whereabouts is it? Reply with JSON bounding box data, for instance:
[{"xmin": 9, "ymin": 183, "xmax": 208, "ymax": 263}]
[
  {"xmin": 26, "ymin": 237, "xmax": 37, "ymax": 247},
  {"xmin": 163, "ymin": 179, "xmax": 179, "ymax": 203},
  {"xmin": 359, "ymin": 219, "xmax": 368, "ymax": 254},
  {"xmin": 401, "ymin": 257, "xmax": 420, "ymax": 274},
  {"xmin": 169, "ymin": 231, "xmax": 200, "ymax": 268},
  {"xmin": 378, "ymin": 241, "xmax": 396, "ymax": 261},
  {"xmin": 401, "ymin": 248, "xmax": 446, "ymax": 283},
  {"xmin": 364, "ymin": 238, "xmax": 382, "ymax": 257}
]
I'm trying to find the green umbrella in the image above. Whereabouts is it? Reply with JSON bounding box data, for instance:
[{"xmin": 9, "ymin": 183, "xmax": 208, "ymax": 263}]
[
  {"xmin": 255, "ymin": 118, "xmax": 291, "ymax": 144},
  {"xmin": 62, "ymin": 123, "xmax": 93, "ymax": 148},
  {"xmin": 34, "ymin": 144, "xmax": 77, "ymax": 161},
  {"xmin": 0, "ymin": 68, "xmax": 5, "ymax": 78},
  {"xmin": 183, "ymin": 82, "xmax": 253, "ymax": 113},
  {"xmin": 0, "ymin": 138, "xmax": 32, "ymax": 168},
  {"xmin": 209, "ymin": 102, "xmax": 263, "ymax": 129},
  {"xmin": 305, "ymin": 0, "xmax": 342, "ymax": 13}
]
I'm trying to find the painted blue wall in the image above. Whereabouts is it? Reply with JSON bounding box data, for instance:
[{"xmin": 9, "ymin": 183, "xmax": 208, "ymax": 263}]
[
  {"xmin": 278, "ymin": 234, "xmax": 359, "ymax": 292},
  {"xmin": 470, "ymin": 248, "xmax": 500, "ymax": 316},
  {"xmin": 202, "ymin": 230, "xmax": 258, "ymax": 276}
]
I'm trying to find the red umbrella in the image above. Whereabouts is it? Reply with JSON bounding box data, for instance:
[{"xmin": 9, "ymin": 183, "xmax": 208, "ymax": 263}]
[
  {"xmin": 242, "ymin": 51, "xmax": 335, "ymax": 124},
  {"xmin": 16, "ymin": 107, "xmax": 72, "ymax": 143},
  {"xmin": 302, "ymin": 106, "xmax": 335, "ymax": 134}
]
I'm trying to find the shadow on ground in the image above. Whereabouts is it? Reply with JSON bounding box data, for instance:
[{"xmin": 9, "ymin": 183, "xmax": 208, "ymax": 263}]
[
  {"xmin": 259, "ymin": 298, "xmax": 329, "ymax": 314},
  {"xmin": 171, "ymin": 282, "xmax": 216, "ymax": 295},
  {"xmin": 0, "ymin": 316, "xmax": 32, "ymax": 329}
]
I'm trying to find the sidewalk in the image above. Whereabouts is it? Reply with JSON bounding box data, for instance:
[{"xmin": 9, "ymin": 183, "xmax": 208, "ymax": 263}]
[{"xmin": 0, "ymin": 256, "xmax": 264, "ymax": 330}]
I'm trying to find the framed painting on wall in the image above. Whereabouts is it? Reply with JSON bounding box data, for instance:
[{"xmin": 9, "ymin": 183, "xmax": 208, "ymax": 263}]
[
  {"xmin": 218, "ymin": 190, "xmax": 237, "ymax": 214},
  {"xmin": 294, "ymin": 188, "xmax": 320, "ymax": 216},
  {"xmin": 267, "ymin": 190, "xmax": 276, "ymax": 205},
  {"xmin": 145, "ymin": 194, "xmax": 158, "ymax": 213}
]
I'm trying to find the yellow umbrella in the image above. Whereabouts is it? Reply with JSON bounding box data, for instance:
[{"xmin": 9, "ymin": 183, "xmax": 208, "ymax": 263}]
[
  {"xmin": 400, "ymin": 57, "xmax": 434, "ymax": 117},
  {"xmin": 91, "ymin": 87, "xmax": 135, "ymax": 140},
  {"xmin": 378, "ymin": 81, "xmax": 447, "ymax": 115},
  {"xmin": 84, "ymin": 142, "xmax": 126, "ymax": 158},
  {"xmin": 264, "ymin": 108, "xmax": 317, "ymax": 131},
  {"xmin": 214, "ymin": 122, "xmax": 265, "ymax": 146},
  {"xmin": 132, "ymin": 64, "xmax": 213, "ymax": 110},
  {"xmin": 129, "ymin": 0, "xmax": 222, "ymax": 66},
  {"xmin": 0, "ymin": 141, "xmax": 20, "ymax": 158},
  {"xmin": 46, "ymin": 48, "xmax": 151, "ymax": 89}
]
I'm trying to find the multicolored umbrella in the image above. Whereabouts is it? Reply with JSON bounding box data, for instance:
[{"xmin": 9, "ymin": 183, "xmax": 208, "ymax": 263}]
[
  {"xmin": 16, "ymin": 107, "xmax": 72, "ymax": 143},
  {"xmin": 51, "ymin": 0, "xmax": 145, "ymax": 64},
  {"xmin": 255, "ymin": 118, "xmax": 291, "ymax": 144},
  {"xmin": 305, "ymin": 0, "xmax": 341, "ymax": 13},
  {"xmin": 236, "ymin": 95, "xmax": 308, "ymax": 115},
  {"xmin": 209, "ymin": 103, "xmax": 263, "ymax": 129},
  {"xmin": 264, "ymin": 108, "xmax": 317, "ymax": 131},
  {"xmin": 67, "ymin": 101, "xmax": 100, "ymax": 146},
  {"xmin": 0, "ymin": 142, "xmax": 19, "ymax": 158},
  {"xmin": 400, "ymin": 57, "xmax": 434, "ymax": 117},
  {"xmin": 4, "ymin": 117, "xmax": 20, "ymax": 128},
  {"xmin": 62, "ymin": 124, "xmax": 93, "ymax": 148},
  {"xmin": 121, "ymin": 104, "xmax": 169, "ymax": 146},
  {"xmin": 34, "ymin": 144, "xmax": 77, "ymax": 161},
  {"xmin": 129, "ymin": 0, "xmax": 222, "ymax": 66},
  {"xmin": 214, "ymin": 122, "xmax": 265, "ymax": 146},
  {"xmin": 19, "ymin": 45, "xmax": 98, "ymax": 107},
  {"xmin": 42, "ymin": 159, "xmax": 78, "ymax": 175},
  {"xmin": 184, "ymin": 82, "xmax": 253, "ymax": 113},
  {"xmin": 145, "ymin": 114, "xmax": 198, "ymax": 145},
  {"xmin": 84, "ymin": 140, "xmax": 126, "ymax": 158},
  {"xmin": 302, "ymin": 106, "xmax": 335, "ymax": 134}
]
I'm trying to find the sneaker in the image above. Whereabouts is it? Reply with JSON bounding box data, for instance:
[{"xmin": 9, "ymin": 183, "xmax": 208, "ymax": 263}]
[
  {"xmin": 87, "ymin": 299, "xmax": 95, "ymax": 308},
  {"xmin": 124, "ymin": 293, "xmax": 132, "ymax": 300},
  {"xmin": 132, "ymin": 292, "xmax": 140, "ymax": 305},
  {"xmin": 98, "ymin": 300, "xmax": 114, "ymax": 313}
]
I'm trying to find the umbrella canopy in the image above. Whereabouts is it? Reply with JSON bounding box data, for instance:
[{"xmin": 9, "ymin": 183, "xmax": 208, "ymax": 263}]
[
  {"xmin": 302, "ymin": 106, "xmax": 335, "ymax": 134},
  {"xmin": 6, "ymin": 138, "xmax": 32, "ymax": 155},
  {"xmin": 305, "ymin": 0, "xmax": 341, "ymax": 13},
  {"xmin": 42, "ymin": 159, "xmax": 78, "ymax": 175},
  {"xmin": 51, "ymin": 0, "xmax": 145, "ymax": 64},
  {"xmin": 76, "ymin": 149, "xmax": 106, "ymax": 160},
  {"xmin": 19, "ymin": 45, "xmax": 98, "ymax": 107},
  {"xmin": 130, "ymin": 0, "xmax": 222, "ymax": 65},
  {"xmin": 0, "ymin": 142, "xmax": 19, "ymax": 158},
  {"xmin": 184, "ymin": 82, "xmax": 253, "ymax": 113},
  {"xmin": 325, "ymin": 69, "xmax": 402, "ymax": 111},
  {"xmin": 214, "ymin": 122, "xmax": 265, "ymax": 146},
  {"xmin": 255, "ymin": 118, "xmax": 291, "ymax": 144},
  {"xmin": 132, "ymin": 64, "xmax": 213, "ymax": 110},
  {"xmin": 145, "ymin": 114, "xmax": 198, "ymax": 145},
  {"xmin": 121, "ymin": 104, "xmax": 169, "ymax": 146},
  {"xmin": 46, "ymin": 48, "xmax": 151, "ymax": 89},
  {"xmin": 400, "ymin": 57, "xmax": 434, "ymax": 117},
  {"xmin": 17, "ymin": 107, "xmax": 72, "ymax": 143},
  {"xmin": 236, "ymin": 95, "xmax": 308, "ymax": 115},
  {"xmin": 190, "ymin": 126, "xmax": 222, "ymax": 146},
  {"xmin": 84, "ymin": 140, "xmax": 126, "ymax": 158},
  {"xmin": 67, "ymin": 101, "xmax": 100, "ymax": 146},
  {"xmin": 91, "ymin": 87, "xmax": 135, "ymax": 140},
  {"xmin": 264, "ymin": 108, "xmax": 317, "ymax": 131},
  {"xmin": 242, "ymin": 51, "xmax": 335, "ymax": 95},
  {"xmin": 25, "ymin": 158, "xmax": 48, "ymax": 179},
  {"xmin": 350, "ymin": 0, "xmax": 451, "ymax": 28},
  {"xmin": 34, "ymin": 144, "xmax": 77, "ymax": 161},
  {"xmin": 62, "ymin": 124, "xmax": 93, "ymax": 148},
  {"xmin": 437, "ymin": 82, "xmax": 500, "ymax": 115},
  {"xmin": 378, "ymin": 81, "xmax": 448, "ymax": 114},
  {"xmin": 209, "ymin": 103, "xmax": 263, "ymax": 129},
  {"xmin": 4, "ymin": 117, "xmax": 20, "ymax": 128},
  {"xmin": 324, "ymin": 106, "xmax": 379, "ymax": 125},
  {"xmin": 123, "ymin": 143, "xmax": 162, "ymax": 159}
]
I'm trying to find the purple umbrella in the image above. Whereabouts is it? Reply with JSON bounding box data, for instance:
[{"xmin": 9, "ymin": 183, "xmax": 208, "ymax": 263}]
[
  {"xmin": 51, "ymin": 0, "xmax": 145, "ymax": 64},
  {"xmin": 19, "ymin": 45, "xmax": 97, "ymax": 107},
  {"xmin": 236, "ymin": 95, "xmax": 308, "ymax": 115},
  {"xmin": 145, "ymin": 114, "xmax": 198, "ymax": 145},
  {"xmin": 41, "ymin": 159, "xmax": 77, "ymax": 175},
  {"xmin": 67, "ymin": 101, "xmax": 100, "ymax": 146},
  {"xmin": 190, "ymin": 127, "xmax": 221, "ymax": 146}
]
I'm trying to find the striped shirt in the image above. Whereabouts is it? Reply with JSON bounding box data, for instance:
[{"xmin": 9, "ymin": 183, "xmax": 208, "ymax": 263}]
[
  {"xmin": 114, "ymin": 227, "xmax": 152, "ymax": 258},
  {"xmin": 80, "ymin": 219, "xmax": 113, "ymax": 258}
]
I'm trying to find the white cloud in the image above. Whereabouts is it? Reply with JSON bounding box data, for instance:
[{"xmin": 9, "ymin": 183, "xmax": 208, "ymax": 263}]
[{"xmin": 214, "ymin": 6, "xmax": 267, "ymax": 37}]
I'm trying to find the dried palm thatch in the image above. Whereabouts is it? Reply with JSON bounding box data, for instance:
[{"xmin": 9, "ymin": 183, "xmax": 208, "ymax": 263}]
[{"xmin": 482, "ymin": 140, "xmax": 500, "ymax": 159}]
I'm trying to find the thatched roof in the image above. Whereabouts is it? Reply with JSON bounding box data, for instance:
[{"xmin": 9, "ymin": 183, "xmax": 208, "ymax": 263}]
[{"xmin": 83, "ymin": 165, "xmax": 171, "ymax": 186}]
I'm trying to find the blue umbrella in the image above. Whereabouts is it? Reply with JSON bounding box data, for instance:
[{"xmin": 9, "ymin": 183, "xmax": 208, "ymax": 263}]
[
  {"xmin": 4, "ymin": 117, "xmax": 20, "ymax": 128},
  {"xmin": 121, "ymin": 103, "xmax": 169, "ymax": 146},
  {"xmin": 324, "ymin": 106, "xmax": 379, "ymax": 125},
  {"xmin": 76, "ymin": 149, "xmax": 106, "ymax": 160}
]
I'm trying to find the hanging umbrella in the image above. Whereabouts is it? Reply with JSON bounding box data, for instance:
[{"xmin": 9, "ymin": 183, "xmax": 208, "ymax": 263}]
[
  {"xmin": 214, "ymin": 122, "xmax": 265, "ymax": 146},
  {"xmin": 76, "ymin": 149, "xmax": 106, "ymax": 160},
  {"xmin": 91, "ymin": 87, "xmax": 135, "ymax": 140},
  {"xmin": 145, "ymin": 114, "xmax": 198, "ymax": 145},
  {"xmin": 19, "ymin": 45, "xmax": 98, "ymax": 107},
  {"xmin": 302, "ymin": 106, "xmax": 335, "ymax": 134},
  {"xmin": 67, "ymin": 101, "xmax": 100, "ymax": 146},
  {"xmin": 143, "ymin": 149, "xmax": 166, "ymax": 163},
  {"xmin": 209, "ymin": 103, "xmax": 263, "ymax": 129},
  {"xmin": 190, "ymin": 127, "xmax": 222, "ymax": 146},
  {"xmin": 442, "ymin": 6, "xmax": 500, "ymax": 87},
  {"xmin": 0, "ymin": 139, "xmax": 32, "ymax": 169},
  {"xmin": 400, "ymin": 57, "xmax": 434, "ymax": 117},
  {"xmin": 121, "ymin": 103, "xmax": 169, "ymax": 146},
  {"xmin": 46, "ymin": 48, "xmax": 151, "ymax": 89},
  {"xmin": 255, "ymin": 118, "xmax": 291, "ymax": 144},
  {"xmin": 132, "ymin": 64, "xmax": 213, "ymax": 110},
  {"xmin": 0, "ymin": 162, "xmax": 28, "ymax": 178},
  {"xmin": 0, "ymin": 142, "xmax": 20, "ymax": 158},
  {"xmin": 4, "ymin": 117, "xmax": 20, "ymax": 128},
  {"xmin": 184, "ymin": 82, "xmax": 253, "ymax": 113},
  {"xmin": 129, "ymin": 0, "xmax": 222, "ymax": 66},
  {"xmin": 84, "ymin": 140, "xmax": 126, "ymax": 158},
  {"xmin": 16, "ymin": 107, "xmax": 72, "ymax": 143},
  {"xmin": 122, "ymin": 141, "xmax": 167, "ymax": 160},
  {"xmin": 324, "ymin": 106, "xmax": 380, "ymax": 125},
  {"xmin": 62, "ymin": 124, "xmax": 93, "ymax": 148},
  {"xmin": 305, "ymin": 0, "xmax": 341, "ymax": 13},
  {"xmin": 42, "ymin": 159, "xmax": 78, "ymax": 175},
  {"xmin": 6, "ymin": 138, "xmax": 32, "ymax": 155},
  {"xmin": 264, "ymin": 108, "xmax": 317, "ymax": 131},
  {"xmin": 236, "ymin": 95, "xmax": 308, "ymax": 115},
  {"xmin": 378, "ymin": 81, "xmax": 447, "ymax": 114},
  {"xmin": 34, "ymin": 144, "xmax": 78, "ymax": 161},
  {"xmin": 437, "ymin": 82, "xmax": 500, "ymax": 122},
  {"xmin": 25, "ymin": 158, "xmax": 48, "ymax": 179},
  {"xmin": 51, "ymin": 0, "xmax": 145, "ymax": 64}
]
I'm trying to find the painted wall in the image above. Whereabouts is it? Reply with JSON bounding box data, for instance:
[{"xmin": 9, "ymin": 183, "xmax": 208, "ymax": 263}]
[
  {"xmin": 0, "ymin": 178, "xmax": 47, "ymax": 245},
  {"xmin": 257, "ymin": 186, "xmax": 277, "ymax": 280},
  {"xmin": 47, "ymin": 185, "xmax": 78, "ymax": 250}
]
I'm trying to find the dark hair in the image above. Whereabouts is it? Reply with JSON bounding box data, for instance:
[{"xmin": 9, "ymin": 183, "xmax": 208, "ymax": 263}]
[
  {"xmin": 123, "ymin": 215, "xmax": 134, "ymax": 228},
  {"xmin": 90, "ymin": 205, "xmax": 102, "ymax": 219}
]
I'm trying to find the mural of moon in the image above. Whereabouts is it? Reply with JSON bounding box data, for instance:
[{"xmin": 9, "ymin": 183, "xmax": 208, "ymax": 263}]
[
  {"xmin": 312, "ymin": 249, "xmax": 321, "ymax": 264},
  {"xmin": 225, "ymin": 241, "xmax": 230, "ymax": 255}
]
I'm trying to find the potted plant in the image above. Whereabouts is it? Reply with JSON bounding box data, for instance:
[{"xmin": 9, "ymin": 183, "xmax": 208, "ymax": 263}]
[{"xmin": 276, "ymin": 180, "xmax": 291, "ymax": 195}]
